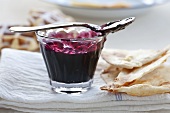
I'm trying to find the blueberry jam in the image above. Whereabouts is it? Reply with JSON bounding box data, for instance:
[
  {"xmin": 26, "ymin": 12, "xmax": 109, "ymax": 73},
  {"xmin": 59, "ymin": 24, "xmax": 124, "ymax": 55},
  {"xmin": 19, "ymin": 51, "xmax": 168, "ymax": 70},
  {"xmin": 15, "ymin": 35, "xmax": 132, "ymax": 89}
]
[{"xmin": 39, "ymin": 29, "xmax": 105, "ymax": 84}]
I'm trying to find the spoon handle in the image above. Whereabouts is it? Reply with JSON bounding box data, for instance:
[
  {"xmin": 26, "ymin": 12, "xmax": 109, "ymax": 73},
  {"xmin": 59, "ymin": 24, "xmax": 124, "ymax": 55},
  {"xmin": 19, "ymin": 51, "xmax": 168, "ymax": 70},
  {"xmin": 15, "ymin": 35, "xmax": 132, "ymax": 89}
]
[
  {"xmin": 9, "ymin": 22, "xmax": 99, "ymax": 33},
  {"xmin": 9, "ymin": 17, "xmax": 135, "ymax": 34}
]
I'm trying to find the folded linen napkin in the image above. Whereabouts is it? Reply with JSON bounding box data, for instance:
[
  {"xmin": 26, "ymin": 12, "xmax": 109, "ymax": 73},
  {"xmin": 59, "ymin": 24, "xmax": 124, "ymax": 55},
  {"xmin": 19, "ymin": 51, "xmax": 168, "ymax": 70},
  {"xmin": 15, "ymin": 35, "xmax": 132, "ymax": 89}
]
[{"xmin": 0, "ymin": 49, "xmax": 170, "ymax": 113}]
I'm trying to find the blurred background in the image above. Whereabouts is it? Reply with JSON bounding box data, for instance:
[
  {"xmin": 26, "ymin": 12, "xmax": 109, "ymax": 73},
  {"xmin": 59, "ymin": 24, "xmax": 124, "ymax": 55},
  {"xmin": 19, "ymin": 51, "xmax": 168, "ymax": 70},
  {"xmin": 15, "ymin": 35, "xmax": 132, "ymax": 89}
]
[{"xmin": 1, "ymin": 0, "xmax": 170, "ymax": 50}]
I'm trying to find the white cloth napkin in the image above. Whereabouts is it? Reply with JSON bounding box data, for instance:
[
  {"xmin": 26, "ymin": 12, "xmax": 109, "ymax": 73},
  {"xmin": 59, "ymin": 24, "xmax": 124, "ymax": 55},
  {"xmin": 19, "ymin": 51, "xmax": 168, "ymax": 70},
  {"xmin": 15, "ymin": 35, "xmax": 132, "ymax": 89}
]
[{"xmin": 0, "ymin": 48, "xmax": 170, "ymax": 113}]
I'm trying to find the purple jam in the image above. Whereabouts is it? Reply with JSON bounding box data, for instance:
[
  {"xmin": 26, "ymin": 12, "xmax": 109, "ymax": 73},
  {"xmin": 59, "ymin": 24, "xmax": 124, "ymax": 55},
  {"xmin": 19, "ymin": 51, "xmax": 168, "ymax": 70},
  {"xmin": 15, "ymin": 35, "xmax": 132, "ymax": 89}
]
[{"xmin": 40, "ymin": 29, "xmax": 105, "ymax": 83}]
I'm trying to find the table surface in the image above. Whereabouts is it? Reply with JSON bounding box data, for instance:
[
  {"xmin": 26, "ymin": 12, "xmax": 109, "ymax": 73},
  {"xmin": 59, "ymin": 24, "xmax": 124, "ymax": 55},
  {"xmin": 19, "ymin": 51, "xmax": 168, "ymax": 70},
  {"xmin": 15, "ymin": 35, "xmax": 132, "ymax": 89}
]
[{"xmin": 1, "ymin": 0, "xmax": 170, "ymax": 112}]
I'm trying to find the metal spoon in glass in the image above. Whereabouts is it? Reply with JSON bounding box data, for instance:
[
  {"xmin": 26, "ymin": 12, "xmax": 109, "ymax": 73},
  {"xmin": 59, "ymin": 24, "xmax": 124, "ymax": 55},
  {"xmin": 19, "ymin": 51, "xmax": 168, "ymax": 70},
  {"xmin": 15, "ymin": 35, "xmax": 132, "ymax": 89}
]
[{"xmin": 9, "ymin": 17, "xmax": 135, "ymax": 35}]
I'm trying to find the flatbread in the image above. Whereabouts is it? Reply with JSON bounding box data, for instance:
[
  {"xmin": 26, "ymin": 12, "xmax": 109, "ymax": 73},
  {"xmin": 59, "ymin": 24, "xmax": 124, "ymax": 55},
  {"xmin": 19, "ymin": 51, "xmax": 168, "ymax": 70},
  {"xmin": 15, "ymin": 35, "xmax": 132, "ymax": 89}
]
[
  {"xmin": 101, "ymin": 46, "xmax": 170, "ymax": 69},
  {"xmin": 114, "ymin": 51, "xmax": 170, "ymax": 87},
  {"xmin": 101, "ymin": 65, "xmax": 170, "ymax": 96},
  {"xmin": 100, "ymin": 65, "xmax": 121, "ymax": 85}
]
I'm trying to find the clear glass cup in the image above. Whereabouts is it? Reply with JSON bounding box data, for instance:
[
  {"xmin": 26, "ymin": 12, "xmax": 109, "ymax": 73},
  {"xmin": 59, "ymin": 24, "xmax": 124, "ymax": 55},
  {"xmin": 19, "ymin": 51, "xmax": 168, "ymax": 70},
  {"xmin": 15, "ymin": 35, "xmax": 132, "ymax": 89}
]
[{"xmin": 36, "ymin": 27, "xmax": 105, "ymax": 94}]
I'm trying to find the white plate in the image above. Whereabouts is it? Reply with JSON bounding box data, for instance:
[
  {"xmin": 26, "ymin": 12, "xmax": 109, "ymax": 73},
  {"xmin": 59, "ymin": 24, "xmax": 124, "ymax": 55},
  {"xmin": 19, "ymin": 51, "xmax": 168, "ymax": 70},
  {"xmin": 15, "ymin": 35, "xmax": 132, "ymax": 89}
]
[{"xmin": 44, "ymin": 0, "xmax": 169, "ymax": 19}]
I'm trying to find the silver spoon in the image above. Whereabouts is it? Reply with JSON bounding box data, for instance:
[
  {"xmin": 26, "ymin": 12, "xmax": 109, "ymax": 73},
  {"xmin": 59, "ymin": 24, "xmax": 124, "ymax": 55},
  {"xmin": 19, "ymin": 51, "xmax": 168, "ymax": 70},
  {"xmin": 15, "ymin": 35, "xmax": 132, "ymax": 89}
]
[{"xmin": 9, "ymin": 17, "xmax": 135, "ymax": 35}]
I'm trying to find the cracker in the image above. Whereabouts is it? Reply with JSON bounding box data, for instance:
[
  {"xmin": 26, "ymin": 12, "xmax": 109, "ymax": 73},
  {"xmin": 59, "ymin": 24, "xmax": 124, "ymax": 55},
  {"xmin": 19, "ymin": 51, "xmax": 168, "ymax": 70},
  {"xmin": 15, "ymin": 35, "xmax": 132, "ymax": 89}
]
[
  {"xmin": 102, "ymin": 46, "xmax": 170, "ymax": 69},
  {"xmin": 28, "ymin": 9, "xmax": 75, "ymax": 26},
  {"xmin": 101, "ymin": 65, "xmax": 170, "ymax": 96},
  {"xmin": 114, "ymin": 51, "xmax": 170, "ymax": 87},
  {"xmin": 0, "ymin": 24, "xmax": 39, "ymax": 51},
  {"xmin": 101, "ymin": 65, "xmax": 122, "ymax": 85}
]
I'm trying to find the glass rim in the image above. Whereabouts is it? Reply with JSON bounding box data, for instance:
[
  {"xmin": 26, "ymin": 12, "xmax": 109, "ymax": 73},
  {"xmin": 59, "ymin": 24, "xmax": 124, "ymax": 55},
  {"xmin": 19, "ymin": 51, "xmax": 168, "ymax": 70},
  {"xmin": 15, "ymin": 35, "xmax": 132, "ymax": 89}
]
[{"xmin": 35, "ymin": 30, "xmax": 105, "ymax": 42}]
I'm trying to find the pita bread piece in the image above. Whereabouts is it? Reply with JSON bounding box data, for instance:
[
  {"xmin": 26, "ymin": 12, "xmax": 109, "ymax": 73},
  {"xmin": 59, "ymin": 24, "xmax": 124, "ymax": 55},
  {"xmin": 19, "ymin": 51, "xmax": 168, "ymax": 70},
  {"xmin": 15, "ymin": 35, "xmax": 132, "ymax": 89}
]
[
  {"xmin": 101, "ymin": 65, "xmax": 170, "ymax": 96},
  {"xmin": 114, "ymin": 52, "xmax": 170, "ymax": 87},
  {"xmin": 102, "ymin": 46, "xmax": 170, "ymax": 69},
  {"xmin": 101, "ymin": 65, "xmax": 122, "ymax": 85}
]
